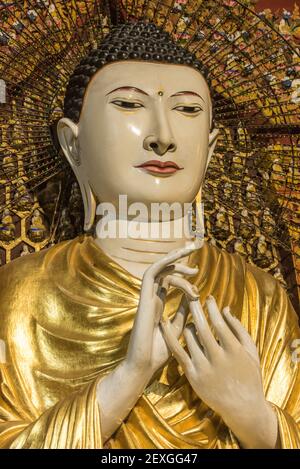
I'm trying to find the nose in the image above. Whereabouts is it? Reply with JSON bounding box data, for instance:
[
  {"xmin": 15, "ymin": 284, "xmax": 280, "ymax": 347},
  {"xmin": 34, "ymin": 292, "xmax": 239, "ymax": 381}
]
[
  {"xmin": 143, "ymin": 137, "xmax": 176, "ymax": 156},
  {"xmin": 143, "ymin": 108, "xmax": 177, "ymax": 156}
]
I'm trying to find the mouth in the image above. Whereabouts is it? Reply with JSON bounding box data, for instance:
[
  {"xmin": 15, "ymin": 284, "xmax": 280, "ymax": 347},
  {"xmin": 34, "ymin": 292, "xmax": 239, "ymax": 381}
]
[{"xmin": 134, "ymin": 160, "xmax": 184, "ymax": 175}]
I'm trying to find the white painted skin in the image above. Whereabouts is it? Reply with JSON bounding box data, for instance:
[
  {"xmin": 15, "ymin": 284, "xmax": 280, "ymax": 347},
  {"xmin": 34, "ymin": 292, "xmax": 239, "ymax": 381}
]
[
  {"xmin": 57, "ymin": 61, "xmax": 278, "ymax": 448},
  {"xmin": 58, "ymin": 61, "xmax": 218, "ymax": 276}
]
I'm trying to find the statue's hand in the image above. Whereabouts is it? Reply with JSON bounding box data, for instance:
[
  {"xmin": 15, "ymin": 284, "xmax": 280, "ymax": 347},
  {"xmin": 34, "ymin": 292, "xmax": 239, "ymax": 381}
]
[
  {"xmin": 125, "ymin": 242, "xmax": 201, "ymax": 379},
  {"xmin": 161, "ymin": 295, "xmax": 279, "ymax": 449},
  {"xmin": 97, "ymin": 241, "xmax": 202, "ymax": 443}
]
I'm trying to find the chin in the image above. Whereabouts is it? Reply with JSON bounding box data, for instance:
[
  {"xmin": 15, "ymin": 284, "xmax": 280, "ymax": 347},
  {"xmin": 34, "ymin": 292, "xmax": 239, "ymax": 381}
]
[
  {"xmin": 145, "ymin": 187, "xmax": 198, "ymax": 204},
  {"xmin": 127, "ymin": 192, "xmax": 195, "ymax": 207}
]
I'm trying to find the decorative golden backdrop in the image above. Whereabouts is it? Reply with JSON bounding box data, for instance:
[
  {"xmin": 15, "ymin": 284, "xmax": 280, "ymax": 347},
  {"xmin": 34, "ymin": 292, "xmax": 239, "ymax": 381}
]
[{"xmin": 0, "ymin": 0, "xmax": 299, "ymax": 313}]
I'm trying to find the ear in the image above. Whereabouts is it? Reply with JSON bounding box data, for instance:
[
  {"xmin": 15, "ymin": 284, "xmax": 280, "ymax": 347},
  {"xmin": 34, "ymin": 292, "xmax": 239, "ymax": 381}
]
[
  {"xmin": 56, "ymin": 117, "xmax": 96, "ymax": 232},
  {"xmin": 205, "ymin": 127, "xmax": 219, "ymax": 174},
  {"xmin": 57, "ymin": 117, "xmax": 80, "ymax": 166}
]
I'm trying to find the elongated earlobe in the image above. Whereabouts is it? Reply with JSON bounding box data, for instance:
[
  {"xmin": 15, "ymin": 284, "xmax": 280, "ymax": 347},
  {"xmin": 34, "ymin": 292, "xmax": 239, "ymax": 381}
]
[
  {"xmin": 194, "ymin": 127, "xmax": 219, "ymax": 236},
  {"xmin": 195, "ymin": 187, "xmax": 205, "ymax": 237},
  {"xmin": 57, "ymin": 117, "xmax": 96, "ymax": 231},
  {"xmin": 77, "ymin": 178, "xmax": 97, "ymax": 232},
  {"xmin": 205, "ymin": 127, "xmax": 219, "ymax": 174}
]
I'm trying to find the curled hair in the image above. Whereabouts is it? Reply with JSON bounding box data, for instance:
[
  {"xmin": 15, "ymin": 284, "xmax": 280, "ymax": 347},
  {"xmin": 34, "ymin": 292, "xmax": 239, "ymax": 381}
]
[{"xmin": 64, "ymin": 20, "xmax": 211, "ymax": 123}]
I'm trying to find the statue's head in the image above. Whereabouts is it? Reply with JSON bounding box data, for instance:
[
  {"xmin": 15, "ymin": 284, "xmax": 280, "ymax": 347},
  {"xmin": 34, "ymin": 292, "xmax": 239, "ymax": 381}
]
[{"xmin": 57, "ymin": 21, "xmax": 219, "ymax": 230}]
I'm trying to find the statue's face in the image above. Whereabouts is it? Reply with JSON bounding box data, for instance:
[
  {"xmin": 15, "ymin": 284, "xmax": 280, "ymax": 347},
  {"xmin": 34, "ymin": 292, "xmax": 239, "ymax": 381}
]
[{"xmin": 58, "ymin": 61, "xmax": 218, "ymax": 216}]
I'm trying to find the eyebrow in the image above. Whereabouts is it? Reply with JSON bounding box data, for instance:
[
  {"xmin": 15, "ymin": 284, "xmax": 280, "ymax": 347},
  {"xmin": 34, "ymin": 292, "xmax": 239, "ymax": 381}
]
[
  {"xmin": 170, "ymin": 91, "xmax": 204, "ymax": 101},
  {"xmin": 106, "ymin": 87, "xmax": 204, "ymax": 101},
  {"xmin": 106, "ymin": 86, "xmax": 149, "ymax": 96}
]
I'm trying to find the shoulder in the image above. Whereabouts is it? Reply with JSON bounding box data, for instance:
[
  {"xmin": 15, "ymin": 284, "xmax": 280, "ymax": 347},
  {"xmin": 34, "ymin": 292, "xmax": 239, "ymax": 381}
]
[
  {"xmin": 204, "ymin": 240, "xmax": 285, "ymax": 295},
  {"xmin": 197, "ymin": 239, "xmax": 246, "ymax": 271},
  {"xmin": 0, "ymin": 239, "xmax": 64, "ymax": 276},
  {"xmin": 197, "ymin": 240, "xmax": 247, "ymax": 287},
  {"xmin": 245, "ymin": 257, "xmax": 298, "ymax": 319},
  {"xmin": 242, "ymin": 254, "xmax": 299, "ymax": 329},
  {"xmin": 0, "ymin": 236, "xmax": 81, "ymax": 303},
  {"xmin": 198, "ymin": 241, "xmax": 299, "ymax": 321},
  {"xmin": 245, "ymin": 261, "xmax": 280, "ymax": 295}
]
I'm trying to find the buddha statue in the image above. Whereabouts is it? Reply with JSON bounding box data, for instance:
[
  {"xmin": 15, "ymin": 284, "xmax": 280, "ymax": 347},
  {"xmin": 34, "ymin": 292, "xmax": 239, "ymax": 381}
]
[
  {"xmin": 254, "ymin": 235, "xmax": 274, "ymax": 269},
  {"xmin": 0, "ymin": 209, "xmax": 15, "ymax": 242},
  {"xmin": 2, "ymin": 155, "xmax": 17, "ymax": 180},
  {"xmin": 262, "ymin": 207, "xmax": 276, "ymax": 236},
  {"xmin": 202, "ymin": 190, "xmax": 215, "ymax": 211},
  {"xmin": 245, "ymin": 180, "xmax": 260, "ymax": 211},
  {"xmin": 27, "ymin": 208, "xmax": 47, "ymax": 242},
  {"xmin": 13, "ymin": 179, "xmax": 33, "ymax": 212},
  {"xmin": 233, "ymin": 237, "xmax": 247, "ymax": 258},
  {"xmin": 213, "ymin": 207, "xmax": 230, "ymax": 240},
  {"xmin": 58, "ymin": 207, "xmax": 75, "ymax": 241},
  {"xmin": 238, "ymin": 208, "xmax": 254, "ymax": 240},
  {"xmin": 20, "ymin": 244, "xmax": 31, "ymax": 257},
  {"xmin": 223, "ymin": 181, "xmax": 232, "ymax": 200},
  {"xmin": 0, "ymin": 21, "xmax": 299, "ymax": 450}
]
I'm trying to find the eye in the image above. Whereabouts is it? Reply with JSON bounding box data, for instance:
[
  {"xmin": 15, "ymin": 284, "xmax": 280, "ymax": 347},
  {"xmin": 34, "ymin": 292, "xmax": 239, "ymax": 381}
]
[
  {"xmin": 111, "ymin": 100, "xmax": 144, "ymax": 109},
  {"xmin": 173, "ymin": 105, "xmax": 203, "ymax": 114}
]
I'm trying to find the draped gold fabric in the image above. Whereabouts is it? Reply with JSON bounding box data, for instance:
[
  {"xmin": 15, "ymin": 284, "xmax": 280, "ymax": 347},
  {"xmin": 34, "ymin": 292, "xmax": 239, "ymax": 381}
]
[{"xmin": 0, "ymin": 234, "xmax": 299, "ymax": 448}]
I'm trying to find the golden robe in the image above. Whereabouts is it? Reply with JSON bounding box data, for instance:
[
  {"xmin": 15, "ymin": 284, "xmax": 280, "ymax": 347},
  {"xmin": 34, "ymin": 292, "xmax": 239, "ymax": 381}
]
[{"xmin": 0, "ymin": 233, "xmax": 299, "ymax": 449}]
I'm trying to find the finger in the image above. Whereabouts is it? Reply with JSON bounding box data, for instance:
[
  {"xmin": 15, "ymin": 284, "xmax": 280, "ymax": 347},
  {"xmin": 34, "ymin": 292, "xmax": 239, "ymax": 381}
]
[
  {"xmin": 131, "ymin": 254, "xmax": 198, "ymax": 358},
  {"xmin": 153, "ymin": 264, "xmax": 198, "ymax": 298},
  {"xmin": 137, "ymin": 243, "xmax": 200, "ymax": 347},
  {"xmin": 144, "ymin": 242, "xmax": 201, "ymax": 280},
  {"xmin": 155, "ymin": 275, "xmax": 198, "ymax": 327},
  {"xmin": 157, "ymin": 264, "xmax": 199, "ymax": 279},
  {"xmin": 189, "ymin": 299, "xmax": 220, "ymax": 360},
  {"xmin": 205, "ymin": 296, "xmax": 240, "ymax": 350},
  {"xmin": 160, "ymin": 319, "xmax": 193, "ymax": 372},
  {"xmin": 160, "ymin": 275, "xmax": 199, "ymax": 302},
  {"xmin": 184, "ymin": 324, "xmax": 208, "ymax": 368},
  {"xmin": 170, "ymin": 295, "xmax": 189, "ymax": 338},
  {"xmin": 223, "ymin": 307, "xmax": 260, "ymax": 362}
]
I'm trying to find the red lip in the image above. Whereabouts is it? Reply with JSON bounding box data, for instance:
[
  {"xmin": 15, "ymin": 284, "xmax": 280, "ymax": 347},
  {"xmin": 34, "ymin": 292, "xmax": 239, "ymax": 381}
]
[{"xmin": 134, "ymin": 160, "xmax": 183, "ymax": 175}]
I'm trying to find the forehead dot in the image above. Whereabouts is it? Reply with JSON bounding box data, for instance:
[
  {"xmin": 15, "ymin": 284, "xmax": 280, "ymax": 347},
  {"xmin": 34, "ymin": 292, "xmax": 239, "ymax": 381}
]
[{"xmin": 158, "ymin": 91, "xmax": 164, "ymax": 96}]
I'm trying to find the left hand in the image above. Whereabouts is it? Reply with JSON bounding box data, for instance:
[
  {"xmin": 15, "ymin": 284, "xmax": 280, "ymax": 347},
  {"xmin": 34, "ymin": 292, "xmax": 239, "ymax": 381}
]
[{"xmin": 160, "ymin": 295, "xmax": 279, "ymax": 449}]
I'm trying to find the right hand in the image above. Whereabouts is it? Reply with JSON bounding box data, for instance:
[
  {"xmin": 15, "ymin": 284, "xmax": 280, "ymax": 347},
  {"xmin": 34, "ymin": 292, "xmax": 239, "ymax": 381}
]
[
  {"xmin": 97, "ymin": 240, "xmax": 203, "ymax": 443},
  {"xmin": 125, "ymin": 241, "xmax": 202, "ymax": 379}
]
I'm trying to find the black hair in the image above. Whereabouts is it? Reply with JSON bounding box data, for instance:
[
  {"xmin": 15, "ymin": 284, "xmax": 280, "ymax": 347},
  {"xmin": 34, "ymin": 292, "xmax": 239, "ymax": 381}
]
[{"xmin": 63, "ymin": 20, "xmax": 211, "ymax": 123}]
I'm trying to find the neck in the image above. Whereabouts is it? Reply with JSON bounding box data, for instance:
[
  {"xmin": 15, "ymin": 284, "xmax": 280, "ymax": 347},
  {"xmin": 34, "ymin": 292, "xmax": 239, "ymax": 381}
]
[{"xmin": 92, "ymin": 214, "xmax": 195, "ymax": 279}]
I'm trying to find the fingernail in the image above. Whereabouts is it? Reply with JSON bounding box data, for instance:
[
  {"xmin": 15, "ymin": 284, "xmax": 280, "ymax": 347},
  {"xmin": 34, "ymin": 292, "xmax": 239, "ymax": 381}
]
[
  {"xmin": 190, "ymin": 294, "xmax": 200, "ymax": 301},
  {"xmin": 192, "ymin": 285, "xmax": 199, "ymax": 295},
  {"xmin": 206, "ymin": 295, "xmax": 214, "ymax": 303},
  {"xmin": 191, "ymin": 300, "xmax": 205, "ymax": 323},
  {"xmin": 223, "ymin": 306, "xmax": 230, "ymax": 314}
]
